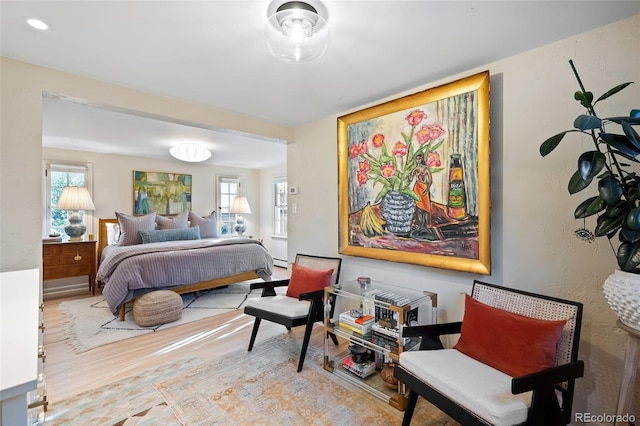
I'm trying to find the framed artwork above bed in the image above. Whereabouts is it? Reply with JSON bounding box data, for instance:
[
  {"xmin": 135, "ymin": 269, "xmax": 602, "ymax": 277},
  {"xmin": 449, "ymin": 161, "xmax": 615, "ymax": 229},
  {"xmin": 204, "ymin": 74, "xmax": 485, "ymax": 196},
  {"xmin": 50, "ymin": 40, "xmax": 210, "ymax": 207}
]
[{"xmin": 133, "ymin": 170, "xmax": 192, "ymax": 215}]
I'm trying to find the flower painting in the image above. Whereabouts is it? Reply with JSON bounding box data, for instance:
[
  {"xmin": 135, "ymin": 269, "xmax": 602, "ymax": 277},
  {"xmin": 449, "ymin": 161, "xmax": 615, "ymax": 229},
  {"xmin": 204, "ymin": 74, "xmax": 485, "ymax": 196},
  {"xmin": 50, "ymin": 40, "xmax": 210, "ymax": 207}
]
[{"xmin": 338, "ymin": 71, "xmax": 491, "ymax": 274}]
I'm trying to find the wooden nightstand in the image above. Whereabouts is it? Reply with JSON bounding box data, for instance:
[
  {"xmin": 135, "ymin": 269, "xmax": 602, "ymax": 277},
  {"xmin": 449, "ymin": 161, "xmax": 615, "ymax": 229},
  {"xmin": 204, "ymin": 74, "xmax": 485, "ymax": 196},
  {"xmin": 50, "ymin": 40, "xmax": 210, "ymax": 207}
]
[{"xmin": 42, "ymin": 240, "xmax": 97, "ymax": 295}]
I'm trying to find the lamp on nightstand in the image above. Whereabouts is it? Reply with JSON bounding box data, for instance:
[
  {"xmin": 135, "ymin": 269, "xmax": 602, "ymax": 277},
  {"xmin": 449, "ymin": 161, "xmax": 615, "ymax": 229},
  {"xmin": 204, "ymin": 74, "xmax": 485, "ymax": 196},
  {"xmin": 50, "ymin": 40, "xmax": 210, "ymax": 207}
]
[
  {"xmin": 56, "ymin": 186, "xmax": 95, "ymax": 241},
  {"xmin": 230, "ymin": 196, "xmax": 251, "ymax": 236}
]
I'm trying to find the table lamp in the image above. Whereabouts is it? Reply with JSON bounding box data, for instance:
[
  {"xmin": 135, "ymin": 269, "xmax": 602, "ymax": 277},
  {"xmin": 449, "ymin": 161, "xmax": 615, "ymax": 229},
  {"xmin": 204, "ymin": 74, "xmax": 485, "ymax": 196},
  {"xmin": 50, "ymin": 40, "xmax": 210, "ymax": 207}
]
[
  {"xmin": 230, "ymin": 196, "xmax": 251, "ymax": 236},
  {"xmin": 56, "ymin": 186, "xmax": 95, "ymax": 241}
]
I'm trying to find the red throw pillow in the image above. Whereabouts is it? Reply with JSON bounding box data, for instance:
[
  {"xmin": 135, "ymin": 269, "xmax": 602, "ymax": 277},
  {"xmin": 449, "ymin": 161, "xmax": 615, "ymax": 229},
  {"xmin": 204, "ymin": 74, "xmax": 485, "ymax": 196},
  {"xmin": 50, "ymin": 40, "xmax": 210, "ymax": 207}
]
[
  {"xmin": 285, "ymin": 264, "xmax": 334, "ymax": 298},
  {"xmin": 453, "ymin": 294, "xmax": 567, "ymax": 377}
]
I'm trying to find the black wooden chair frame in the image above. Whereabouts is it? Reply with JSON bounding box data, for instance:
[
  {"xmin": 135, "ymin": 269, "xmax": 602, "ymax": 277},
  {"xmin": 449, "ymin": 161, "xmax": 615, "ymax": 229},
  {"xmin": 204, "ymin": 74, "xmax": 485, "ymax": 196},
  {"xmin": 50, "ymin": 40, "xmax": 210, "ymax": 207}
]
[
  {"xmin": 394, "ymin": 280, "xmax": 584, "ymax": 426},
  {"xmin": 244, "ymin": 254, "xmax": 342, "ymax": 372}
]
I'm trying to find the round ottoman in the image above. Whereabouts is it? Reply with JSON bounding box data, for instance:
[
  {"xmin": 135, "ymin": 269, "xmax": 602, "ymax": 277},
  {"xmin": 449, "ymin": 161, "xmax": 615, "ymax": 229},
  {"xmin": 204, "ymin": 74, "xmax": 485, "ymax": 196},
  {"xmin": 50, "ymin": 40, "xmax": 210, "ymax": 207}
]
[{"xmin": 133, "ymin": 290, "xmax": 183, "ymax": 327}]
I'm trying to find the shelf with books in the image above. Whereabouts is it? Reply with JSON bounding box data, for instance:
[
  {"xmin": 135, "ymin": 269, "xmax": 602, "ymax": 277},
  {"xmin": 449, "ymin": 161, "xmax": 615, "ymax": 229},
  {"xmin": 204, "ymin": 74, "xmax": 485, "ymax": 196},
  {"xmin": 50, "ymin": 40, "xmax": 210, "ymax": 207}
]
[{"xmin": 323, "ymin": 279, "xmax": 437, "ymax": 410}]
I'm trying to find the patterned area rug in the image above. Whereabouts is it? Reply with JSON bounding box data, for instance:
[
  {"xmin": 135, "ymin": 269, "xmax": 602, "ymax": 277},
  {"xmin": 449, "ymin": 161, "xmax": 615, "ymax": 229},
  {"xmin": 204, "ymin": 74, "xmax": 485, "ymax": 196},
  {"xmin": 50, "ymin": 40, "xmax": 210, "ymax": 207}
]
[
  {"xmin": 47, "ymin": 333, "xmax": 458, "ymax": 425},
  {"xmin": 60, "ymin": 283, "xmax": 256, "ymax": 353}
]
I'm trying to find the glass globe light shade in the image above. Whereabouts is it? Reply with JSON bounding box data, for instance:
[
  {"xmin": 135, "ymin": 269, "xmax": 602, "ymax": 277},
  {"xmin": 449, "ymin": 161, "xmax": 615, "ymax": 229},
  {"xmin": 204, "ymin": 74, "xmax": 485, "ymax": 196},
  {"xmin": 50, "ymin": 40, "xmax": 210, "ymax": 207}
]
[{"xmin": 265, "ymin": 1, "xmax": 329, "ymax": 64}]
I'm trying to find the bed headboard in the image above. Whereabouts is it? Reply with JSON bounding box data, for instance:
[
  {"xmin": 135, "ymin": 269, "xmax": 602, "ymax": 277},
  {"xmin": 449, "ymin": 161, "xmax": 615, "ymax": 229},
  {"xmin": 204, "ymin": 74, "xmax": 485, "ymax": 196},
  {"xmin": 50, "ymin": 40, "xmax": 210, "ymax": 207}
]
[{"xmin": 97, "ymin": 218, "xmax": 117, "ymax": 266}]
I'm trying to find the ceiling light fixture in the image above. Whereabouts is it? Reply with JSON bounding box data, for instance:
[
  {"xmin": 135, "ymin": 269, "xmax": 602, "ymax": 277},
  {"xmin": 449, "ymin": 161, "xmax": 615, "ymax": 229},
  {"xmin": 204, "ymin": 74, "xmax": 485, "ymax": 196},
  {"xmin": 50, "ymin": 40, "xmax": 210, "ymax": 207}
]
[
  {"xmin": 26, "ymin": 18, "xmax": 50, "ymax": 30},
  {"xmin": 169, "ymin": 143, "xmax": 211, "ymax": 162},
  {"xmin": 265, "ymin": 1, "xmax": 329, "ymax": 64}
]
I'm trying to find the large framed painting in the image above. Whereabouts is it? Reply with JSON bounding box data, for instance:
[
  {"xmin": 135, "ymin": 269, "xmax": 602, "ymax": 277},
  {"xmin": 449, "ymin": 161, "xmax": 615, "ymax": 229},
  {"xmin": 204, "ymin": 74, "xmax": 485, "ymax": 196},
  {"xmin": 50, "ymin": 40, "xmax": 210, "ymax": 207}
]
[
  {"xmin": 133, "ymin": 170, "xmax": 192, "ymax": 215},
  {"xmin": 338, "ymin": 71, "xmax": 491, "ymax": 274}
]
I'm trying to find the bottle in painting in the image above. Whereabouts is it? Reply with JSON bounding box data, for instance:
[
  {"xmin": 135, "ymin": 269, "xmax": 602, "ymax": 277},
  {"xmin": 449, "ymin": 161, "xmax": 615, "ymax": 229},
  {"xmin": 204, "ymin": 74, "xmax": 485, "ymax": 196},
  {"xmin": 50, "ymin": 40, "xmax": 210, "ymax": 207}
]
[{"xmin": 447, "ymin": 154, "xmax": 467, "ymax": 219}]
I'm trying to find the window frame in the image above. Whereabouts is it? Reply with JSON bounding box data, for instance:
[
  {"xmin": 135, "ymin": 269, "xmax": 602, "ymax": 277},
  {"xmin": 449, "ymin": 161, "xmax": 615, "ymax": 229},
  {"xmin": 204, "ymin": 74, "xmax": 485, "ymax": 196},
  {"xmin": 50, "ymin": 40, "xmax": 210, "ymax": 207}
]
[
  {"xmin": 43, "ymin": 161, "xmax": 94, "ymax": 238},
  {"xmin": 217, "ymin": 175, "xmax": 241, "ymax": 236},
  {"xmin": 272, "ymin": 176, "xmax": 287, "ymax": 238}
]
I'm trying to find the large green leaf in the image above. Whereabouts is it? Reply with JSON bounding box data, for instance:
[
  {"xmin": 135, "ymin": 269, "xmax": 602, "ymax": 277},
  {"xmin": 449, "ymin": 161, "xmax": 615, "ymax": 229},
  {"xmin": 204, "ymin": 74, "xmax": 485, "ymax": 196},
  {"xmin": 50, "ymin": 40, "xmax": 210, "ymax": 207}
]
[
  {"xmin": 568, "ymin": 171, "xmax": 592, "ymax": 194},
  {"xmin": 617, "ymin": 241, "xmax": 640, "ymax": 272},
  {"xmin": 540, "ymin": 131, "xmax": 570, "ymax": 157},
  {"xmin": 622, "ymin": 121, "xmax": 640, "ymax": 149},
  {"xmin": 577, "ymin": 151, "xmax": 606, "ymax": 181},
  {"xmin": 606, "ymin": 199, "xmax": 628, "ymax": 219},
  {"xmin": 594, "ymin": 82, "xmax": 634, "ymax": 104},
  {"xmin": 574, "ymin": 196, "xmax": 606, "ymax": 218},
  {"xmin": 610, "ymin": 149, "xmax": 640, "ymax": 164},
  {"xmin": 621, "ymin": 227, "xmax": 640, "ymax": 244},
  {"xmin": 595, "ymin": 213, "xmax": 624, "ymax": 237},
  {"xmin": 626, "ymin": 207, "xmax": 640, "ymax": 230},
  {"xmin": 574, "ymin": 115, "xmax": 601, "ymax": 131},
  {"xmin": 607, "ymin": 116, "xmax": 640, "ymax": 125},
  {"xmin": 598, "ymin": 176, "xmax": 623, "ymax": 204},
  {"xmin": 600, "ymin": 133, "xmax": 640, "ymax": 157}
]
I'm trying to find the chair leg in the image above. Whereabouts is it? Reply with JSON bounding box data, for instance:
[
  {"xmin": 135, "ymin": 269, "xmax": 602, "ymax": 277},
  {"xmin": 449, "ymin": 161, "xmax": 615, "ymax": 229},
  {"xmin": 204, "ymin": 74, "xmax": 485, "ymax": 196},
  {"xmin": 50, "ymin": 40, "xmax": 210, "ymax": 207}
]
[
  {"xmin": 248, "ymin": 318, "xmax": 261, "ymax": 352},
  {"xmin": 328, "ymin": 331, "xmax": 339, "ymax": 346},
  {"xmin": 402, "ymin": 390, "xmax": 419, "ymax": 426},
  {"xmin": 297, "ymin": 320, "xmax": 316, "ymax": 372}
]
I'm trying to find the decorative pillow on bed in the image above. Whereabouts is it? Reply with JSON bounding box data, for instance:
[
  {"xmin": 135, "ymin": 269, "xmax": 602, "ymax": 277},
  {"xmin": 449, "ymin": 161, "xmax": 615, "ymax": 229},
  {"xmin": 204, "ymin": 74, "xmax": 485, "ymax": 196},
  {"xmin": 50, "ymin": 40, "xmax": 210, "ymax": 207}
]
[
  {"xmin": 156, "ymin": 211, "xmax": 189, "ymax": 230},
  {"xmin": 189, "ymin": 211, "xmax": 218, "ymax": 238},
  {"xmin": 285, "ymin": 263, "xmax": 334, "ymax": 299},
  {"xmin": 139, "ymin": 226, "xmax": 201, "ymax": 244},
  {"xmin": 453, "ymin": 294, "xmax": 566, "ymax": 377},
  {"xmin": 115, "ymin": 212, "xmax": 157, "ymax": 246}
]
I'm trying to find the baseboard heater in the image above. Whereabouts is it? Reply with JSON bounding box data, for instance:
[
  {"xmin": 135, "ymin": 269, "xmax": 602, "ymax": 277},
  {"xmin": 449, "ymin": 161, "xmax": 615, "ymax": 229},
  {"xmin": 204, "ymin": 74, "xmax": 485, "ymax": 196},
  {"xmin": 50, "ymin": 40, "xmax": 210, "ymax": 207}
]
[{"xmin": 273, "ymin": 258, "xmax": 287, "ymax": 268}]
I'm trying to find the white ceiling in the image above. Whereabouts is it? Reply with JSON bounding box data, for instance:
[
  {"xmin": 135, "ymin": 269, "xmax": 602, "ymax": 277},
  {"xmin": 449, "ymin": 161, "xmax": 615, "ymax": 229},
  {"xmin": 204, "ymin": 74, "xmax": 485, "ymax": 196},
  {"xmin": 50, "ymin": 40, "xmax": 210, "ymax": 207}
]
[{"xmin": 2, "ymin": 1, "xmax": 639, "ymax": 168}]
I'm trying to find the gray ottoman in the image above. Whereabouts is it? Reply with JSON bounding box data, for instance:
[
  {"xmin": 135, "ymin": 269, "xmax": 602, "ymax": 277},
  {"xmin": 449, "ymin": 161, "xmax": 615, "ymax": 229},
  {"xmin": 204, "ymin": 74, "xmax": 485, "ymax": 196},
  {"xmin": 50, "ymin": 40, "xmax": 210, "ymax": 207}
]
[{"xmin": 133, "ymin": 290, "xmax": 183, "ymax": 327}]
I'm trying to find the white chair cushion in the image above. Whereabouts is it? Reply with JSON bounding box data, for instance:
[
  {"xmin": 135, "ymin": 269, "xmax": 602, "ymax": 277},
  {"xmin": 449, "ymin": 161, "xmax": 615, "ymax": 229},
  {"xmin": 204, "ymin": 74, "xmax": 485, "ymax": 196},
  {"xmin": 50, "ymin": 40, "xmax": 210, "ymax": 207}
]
[
  {"xmin": 400, "ymin": 349, "xmax": 531, "ymax": 426},
  {"xmin": 244, "ymin": 295, "xmax": 310, "ymax": 319}
]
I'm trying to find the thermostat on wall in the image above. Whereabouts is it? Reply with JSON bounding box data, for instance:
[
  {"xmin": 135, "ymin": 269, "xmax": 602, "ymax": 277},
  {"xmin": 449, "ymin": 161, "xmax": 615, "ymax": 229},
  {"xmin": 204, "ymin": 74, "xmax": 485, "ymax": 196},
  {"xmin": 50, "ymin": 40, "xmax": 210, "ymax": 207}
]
[{"xmin": 289, "ymin": 186, "xmax": 298, "ymax": 195}]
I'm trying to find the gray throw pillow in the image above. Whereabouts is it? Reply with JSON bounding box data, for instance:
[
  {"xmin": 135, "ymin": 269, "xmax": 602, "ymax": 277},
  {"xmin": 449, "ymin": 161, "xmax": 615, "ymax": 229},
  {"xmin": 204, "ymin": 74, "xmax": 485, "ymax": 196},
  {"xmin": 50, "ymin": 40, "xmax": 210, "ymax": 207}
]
[
  {"xmin": 116, "ymin": 212, "xmax": 157, "ymax": 246},
  {"xmin": 139, "ymin": 226, "xmax": 201, "ymax": 244},
  {"xmin": 156, "ymin": 211, "xmax": 189, "ymax": 230},
  {"xmin": 189, "ymin": 211, "xmax": 218, "ymax": 238}
]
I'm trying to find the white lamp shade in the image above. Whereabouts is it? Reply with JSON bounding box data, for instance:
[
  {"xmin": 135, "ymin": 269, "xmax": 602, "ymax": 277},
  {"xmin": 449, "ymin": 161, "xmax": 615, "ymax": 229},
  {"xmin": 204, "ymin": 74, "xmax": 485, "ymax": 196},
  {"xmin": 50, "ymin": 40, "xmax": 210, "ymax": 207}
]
[
  {"xmin": 230, "ymin": 196, "xmax": 252, "ymax": 214},
  {"xmin": 56, "ymin": 186, "xmax": 95, "ymax": 211},
  {"xmin": 170, "ymin": 143, "xmax": 212, "ymax": 162},
  {"xmin": 265, "ymin": 1, "xmax": 329, "ymax": 63}
]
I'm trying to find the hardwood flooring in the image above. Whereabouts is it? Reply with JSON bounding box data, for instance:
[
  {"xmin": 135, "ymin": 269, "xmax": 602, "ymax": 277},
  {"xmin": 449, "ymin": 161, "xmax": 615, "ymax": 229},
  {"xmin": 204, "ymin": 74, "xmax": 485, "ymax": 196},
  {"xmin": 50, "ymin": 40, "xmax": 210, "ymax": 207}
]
[{"xmin": 42, "ymin": 266, "xmax": 332, "ymax": 404}]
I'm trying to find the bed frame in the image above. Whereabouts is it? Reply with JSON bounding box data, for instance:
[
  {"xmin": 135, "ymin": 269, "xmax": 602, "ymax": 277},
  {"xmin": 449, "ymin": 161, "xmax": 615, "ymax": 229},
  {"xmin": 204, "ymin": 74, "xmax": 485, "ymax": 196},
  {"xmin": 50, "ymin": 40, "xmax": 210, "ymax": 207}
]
[{"xmin": 97, "ymin": 218, "xmax": 261, "ymax": 321}]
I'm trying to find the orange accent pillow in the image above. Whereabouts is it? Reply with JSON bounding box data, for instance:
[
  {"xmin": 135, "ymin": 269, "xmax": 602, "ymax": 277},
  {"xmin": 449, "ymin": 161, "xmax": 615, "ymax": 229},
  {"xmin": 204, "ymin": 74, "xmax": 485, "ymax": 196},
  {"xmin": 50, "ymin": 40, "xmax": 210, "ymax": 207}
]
[
  {"xmin": 285, "ymin": 264, "xmax": 334, "ymax": 298},
  {"xmin": 453, "ymin": 294, "xmax": 566, "ymax": 377}
]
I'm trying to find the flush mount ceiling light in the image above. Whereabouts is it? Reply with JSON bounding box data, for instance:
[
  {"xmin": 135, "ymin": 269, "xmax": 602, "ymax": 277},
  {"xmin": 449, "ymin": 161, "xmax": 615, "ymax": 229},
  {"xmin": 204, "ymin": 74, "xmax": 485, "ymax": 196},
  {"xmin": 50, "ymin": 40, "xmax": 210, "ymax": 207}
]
[
  {"xmin": 26, "ymin": 17, "xmax": 50, "ymax": 30},
  {"xmin": 169, "ymin": 143, "xmax": 211, "ymax": 162},
  {"xmin": 265, "ymin": 1, "xmax": 329, "ymax": 64}
]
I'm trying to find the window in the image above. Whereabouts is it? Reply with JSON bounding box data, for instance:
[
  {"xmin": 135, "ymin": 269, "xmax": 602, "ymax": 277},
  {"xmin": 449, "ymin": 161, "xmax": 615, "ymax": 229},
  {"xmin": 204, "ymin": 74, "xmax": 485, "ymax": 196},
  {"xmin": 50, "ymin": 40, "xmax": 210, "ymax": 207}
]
[
  {"xmin": 218, "ymin": 176, "xmax": 240, "ymax": 236},
  {"xmin": 44, "ymin": 162, "xmax": 94, "ymax": 237},
  {"xmin": 273, "ymin": 177, "xmax": 287, "ymax": 237}
]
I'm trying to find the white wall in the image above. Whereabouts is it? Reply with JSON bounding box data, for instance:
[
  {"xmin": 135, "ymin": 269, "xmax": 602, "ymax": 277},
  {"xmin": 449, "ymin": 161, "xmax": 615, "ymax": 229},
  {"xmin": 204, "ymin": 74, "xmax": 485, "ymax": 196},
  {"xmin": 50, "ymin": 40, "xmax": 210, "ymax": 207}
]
[{"xmin": 287, "ymin": 14, "xmax": 640, "ymax": 416}]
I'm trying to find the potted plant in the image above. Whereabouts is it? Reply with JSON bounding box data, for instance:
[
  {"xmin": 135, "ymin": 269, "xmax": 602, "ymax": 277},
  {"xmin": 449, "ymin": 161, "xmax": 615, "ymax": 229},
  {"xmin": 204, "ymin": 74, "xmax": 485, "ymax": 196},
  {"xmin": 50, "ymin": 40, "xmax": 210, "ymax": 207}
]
[{"xmin": 540, "ymin": 59, "xmax": 640, "ymax": 329}]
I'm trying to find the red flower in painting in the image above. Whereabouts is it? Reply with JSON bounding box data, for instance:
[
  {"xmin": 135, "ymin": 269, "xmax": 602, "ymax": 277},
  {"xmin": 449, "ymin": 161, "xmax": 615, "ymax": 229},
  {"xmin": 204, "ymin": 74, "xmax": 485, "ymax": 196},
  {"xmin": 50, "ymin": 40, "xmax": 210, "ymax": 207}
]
[
  {"xmin": 359, "ymin": 159, "xmax": 370, "ymax": 173},
  {"xmin": 381, "ymin": 164, "xmax": 396, "ymax": 178},
  {"xmin": 357, "ymin": 170, "xmax": 368, "ymax": 185},
  {"xmin": 349, "ymin": 140, "xmax": 367, "ymax": 159},
  {"xmin": 406, "ymin": 109, "xmax": 427, "ymax": 126},
  {"xmin": 426, "ymin": 151, "xmax": 441, "ymax": 168},
  {"xmin": 372, "ymin": 133, "xmax": 385, "ymax": 148},
  {"xmin": 393, "ymin": 141, "xmax": 408, "ymax": 157}
]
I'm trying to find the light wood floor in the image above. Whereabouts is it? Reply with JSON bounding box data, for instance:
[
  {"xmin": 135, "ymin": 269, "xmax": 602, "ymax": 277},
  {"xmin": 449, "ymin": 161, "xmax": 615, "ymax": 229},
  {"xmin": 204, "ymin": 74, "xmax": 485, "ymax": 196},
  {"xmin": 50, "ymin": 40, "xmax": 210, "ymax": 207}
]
[{"xmin": 42, "ymin": 267, "xmax": 332, "ymax": 404}]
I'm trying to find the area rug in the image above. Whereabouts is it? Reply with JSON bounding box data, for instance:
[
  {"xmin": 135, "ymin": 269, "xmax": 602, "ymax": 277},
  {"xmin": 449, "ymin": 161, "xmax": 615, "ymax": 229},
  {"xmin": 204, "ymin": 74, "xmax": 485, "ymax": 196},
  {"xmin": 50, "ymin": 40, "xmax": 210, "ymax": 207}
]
[
  {"xmin": 60, "ymin": 283, "xmax": 256, "ymax": 353},
  {"xmin": 45, "ymin": 355, "xmax": 202, "ymax": 425},
  {"xmin": 46, "ymin": 334, "xmax": 458, "ymax": 425}
]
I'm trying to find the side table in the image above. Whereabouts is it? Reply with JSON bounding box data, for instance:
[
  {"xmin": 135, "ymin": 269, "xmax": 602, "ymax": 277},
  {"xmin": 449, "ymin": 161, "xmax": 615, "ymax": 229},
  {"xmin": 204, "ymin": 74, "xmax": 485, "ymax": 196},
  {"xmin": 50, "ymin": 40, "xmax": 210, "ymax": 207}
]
[
  {"xmin": 615, "ymin": 320, "xmax": 639, "ymax": 426},
  {"xmin": 42, "ymin": 240, "xmax": 97, "ymax": 294}
]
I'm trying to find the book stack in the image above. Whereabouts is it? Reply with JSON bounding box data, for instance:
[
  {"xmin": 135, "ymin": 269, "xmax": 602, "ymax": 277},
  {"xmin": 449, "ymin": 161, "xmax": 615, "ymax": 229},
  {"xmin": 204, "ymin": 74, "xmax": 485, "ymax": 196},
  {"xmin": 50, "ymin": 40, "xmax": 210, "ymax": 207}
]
[
  {"xmin": 373, "ymin": 292, "xmax": 412, "ymax": 322},
  {"xmin": 342, "ymin": 355, "xmax": 376, "ymax": 378},
  {"xmin": 338, "ymin": 311, "xmax": 374, "ymax": 335}
]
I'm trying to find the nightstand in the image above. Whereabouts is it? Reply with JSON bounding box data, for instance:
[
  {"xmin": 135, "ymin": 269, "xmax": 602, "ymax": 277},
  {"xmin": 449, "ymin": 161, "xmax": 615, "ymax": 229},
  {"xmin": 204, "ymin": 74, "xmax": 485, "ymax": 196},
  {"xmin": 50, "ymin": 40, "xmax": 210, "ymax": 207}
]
[{"xmin": 42, "ymin": 240, "xmax": 97, "ymax": 295}]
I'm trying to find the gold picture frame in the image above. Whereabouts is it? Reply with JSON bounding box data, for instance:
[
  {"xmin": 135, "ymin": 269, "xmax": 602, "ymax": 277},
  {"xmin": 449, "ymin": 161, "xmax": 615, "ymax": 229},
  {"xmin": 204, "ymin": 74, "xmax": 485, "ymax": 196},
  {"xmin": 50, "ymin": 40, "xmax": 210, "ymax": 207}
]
[
  {"xmin": 133, "ymin": 170, "xmax": 192, "ymax": 215},
  {"xmin": 338, "ymin": 71, "xmax": 490, "ymax": 274}
]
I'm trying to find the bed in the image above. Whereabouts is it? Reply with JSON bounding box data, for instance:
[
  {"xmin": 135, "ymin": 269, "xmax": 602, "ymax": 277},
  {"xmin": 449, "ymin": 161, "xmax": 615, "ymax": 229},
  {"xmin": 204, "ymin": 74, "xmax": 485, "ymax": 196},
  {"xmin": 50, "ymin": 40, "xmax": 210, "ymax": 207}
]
[{"xmin": 96, "ymin": 217, "xmax": 273, "ymax": 321}]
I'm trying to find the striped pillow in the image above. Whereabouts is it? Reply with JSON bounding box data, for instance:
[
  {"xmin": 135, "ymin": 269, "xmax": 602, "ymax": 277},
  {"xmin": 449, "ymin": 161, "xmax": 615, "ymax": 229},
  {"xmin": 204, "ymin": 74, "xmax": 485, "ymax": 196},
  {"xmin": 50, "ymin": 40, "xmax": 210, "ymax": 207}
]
[
  {"xmin": 189, "ymin": 211, "xmax": 218, "ymax": 238},
  {"xmin": 139, "ymin": 226, "xmax": 200, "ymax": 244},
  {"xmin": 116, "ymin": 212, "xmax": 157, "ymax": 246},
  {"xmin": 156, "ymin": 211, "xmax": 189, "ymax": 230}
]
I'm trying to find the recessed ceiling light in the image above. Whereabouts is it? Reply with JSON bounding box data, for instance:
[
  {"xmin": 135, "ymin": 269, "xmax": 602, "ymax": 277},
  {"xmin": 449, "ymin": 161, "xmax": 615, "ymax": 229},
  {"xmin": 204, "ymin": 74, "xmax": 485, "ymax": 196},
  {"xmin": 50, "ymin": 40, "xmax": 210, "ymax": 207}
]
[{"xmin": 26, "ymin": 18, "xmax": 50, "ymax": 31}]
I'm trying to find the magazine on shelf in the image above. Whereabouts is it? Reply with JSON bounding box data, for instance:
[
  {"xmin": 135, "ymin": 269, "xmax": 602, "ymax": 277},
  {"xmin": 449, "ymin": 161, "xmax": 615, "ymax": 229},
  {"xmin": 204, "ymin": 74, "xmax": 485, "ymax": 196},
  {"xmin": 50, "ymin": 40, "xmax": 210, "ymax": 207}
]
[{"xmin": 342, "ymin": 355, "xmax": 376, "ymax": 378}]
